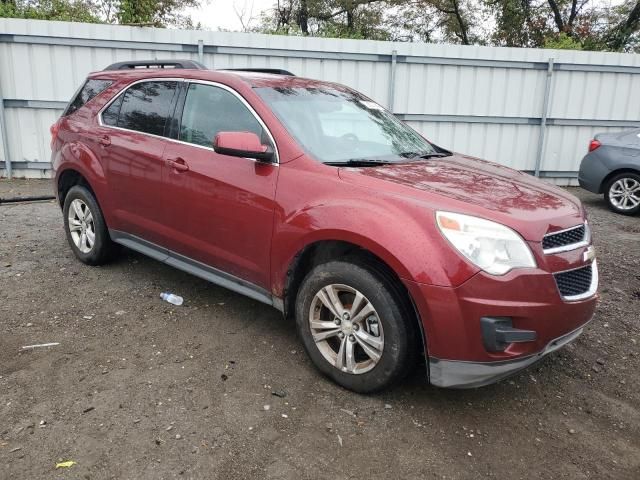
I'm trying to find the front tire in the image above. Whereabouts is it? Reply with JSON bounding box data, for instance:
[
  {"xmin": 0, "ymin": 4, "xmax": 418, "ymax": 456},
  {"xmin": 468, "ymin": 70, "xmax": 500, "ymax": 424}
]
[
  {"xmin": 295, "ymin": 260, "xmax": 416, "ymax": 393},
  {"xmin": 63, "ymin": 185, "xmax": 115, "ymax": 265},
  {"xmin": 604, "ymin": 172, "xmax": 640, "ymax": 215}
]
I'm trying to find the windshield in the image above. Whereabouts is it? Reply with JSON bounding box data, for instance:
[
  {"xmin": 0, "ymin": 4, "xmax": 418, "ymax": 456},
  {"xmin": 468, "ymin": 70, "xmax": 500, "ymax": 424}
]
[{"xmin": 255, "ymin": 86, "xmax": 437, "ymax": 164}]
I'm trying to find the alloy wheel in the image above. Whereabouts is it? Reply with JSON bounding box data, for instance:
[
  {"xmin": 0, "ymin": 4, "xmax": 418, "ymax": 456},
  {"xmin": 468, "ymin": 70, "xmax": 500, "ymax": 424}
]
[
  {"xmin": 68, "ymin": 199, "xmax": 95, "ymax": 253},
  {"xmin": 309, "ymin": 284, "xmax": 384, "ymax": 374},
  {"xmin": 609, "ymin": 178, "xmax": 640, "ymax": 211}
]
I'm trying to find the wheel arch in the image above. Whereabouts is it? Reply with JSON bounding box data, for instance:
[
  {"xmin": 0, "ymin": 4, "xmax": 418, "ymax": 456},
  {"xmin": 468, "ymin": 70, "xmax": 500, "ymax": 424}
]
[
  {"xmin": 599, "ymin": 167, "xmax": 640, "ymax": 193},
  {"xmin": 57, "ymin": 168, "xmax": 97, "ymax": 208},
  {"xmin": 282, "ymin": 238, "xmax": 429, "ymax": 365},
  {"xmin": 55, "ymin": 139, "xmax": 108, "ymax": 207}
]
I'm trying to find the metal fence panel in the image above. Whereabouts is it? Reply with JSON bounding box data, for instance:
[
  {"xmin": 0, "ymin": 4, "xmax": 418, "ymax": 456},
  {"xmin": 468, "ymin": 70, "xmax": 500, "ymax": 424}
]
[{"xmin": 1, "ymin": 17, "xmax": 639, "ymax": 180}]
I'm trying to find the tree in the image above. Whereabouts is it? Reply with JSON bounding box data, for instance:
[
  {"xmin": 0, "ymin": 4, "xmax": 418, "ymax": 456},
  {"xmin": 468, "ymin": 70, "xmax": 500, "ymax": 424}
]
[
  {"xmin": 488, "ymin": 0, "xmax": 545, "ymax": 47},
  {"xmin": 0, "ymin": 0, "xmax": 202, "ymax": 27},
  {"xmin": 3, "ymin": 0, "xmax": 639, "ymax": 51},
  {"xmin": 0, "ymin": 0, "xmax": 100, "ymax": 22},
  {"xmin": 115, "ymin": 0, "xmax": 199, "ymax": 27},
  {"xmin": 256, "ymin": 0, "xmax": 640, "ymax": 51},
  {"xmin": 233, "ymin": 0, "xmax": 257, "ymax": 32},
  {"xmin": 258, "ymin": 0, "xmax": 396, "ymax": 39},
  {"xmin": 601, "ymin": 0, "xmax": 640, "ymax": 51}
]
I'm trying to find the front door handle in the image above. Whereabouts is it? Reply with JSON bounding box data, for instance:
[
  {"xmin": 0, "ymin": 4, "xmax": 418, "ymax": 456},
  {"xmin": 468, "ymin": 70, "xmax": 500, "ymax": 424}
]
[
  {"xmin": 166, "ymin": 157, "xmax": 189, "ymax": 172},
  {"xmin": 99, "ymin": 135, "xmax": 111, "ymax": 146}
]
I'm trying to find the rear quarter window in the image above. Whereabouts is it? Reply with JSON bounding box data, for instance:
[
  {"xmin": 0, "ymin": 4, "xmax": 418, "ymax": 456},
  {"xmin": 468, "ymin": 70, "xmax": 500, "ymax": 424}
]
[
  {"xmin": 102, "ymin": 94, "xmax": 124, "ymax": 126},
  {"xmin": 63, "ymin": 79, "xmax": 113, "ymax": 117}
]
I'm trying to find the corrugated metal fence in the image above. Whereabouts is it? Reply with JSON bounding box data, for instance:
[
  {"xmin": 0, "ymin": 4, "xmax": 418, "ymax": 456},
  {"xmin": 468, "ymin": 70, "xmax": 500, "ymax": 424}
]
[{"xmin": 1, "ymin": 17, "xmax": 640, "ymax": 180}]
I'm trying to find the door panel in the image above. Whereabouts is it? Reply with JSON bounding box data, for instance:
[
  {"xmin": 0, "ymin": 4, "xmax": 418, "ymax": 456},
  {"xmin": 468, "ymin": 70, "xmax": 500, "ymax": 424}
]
[
  {"xmin": 162, "ymin": 144, "xmax": 278, "ymax": 288},
  {"xmin": 161, "ymin": 82, "xmax": 279, "ymax": 288},
  {"xmin": 100, "ymin": 80, "xmax": 179, "ymax": 244},
  {"xmin": 103, "ymin": 128, "xmax": 167, "ymax": 242}
]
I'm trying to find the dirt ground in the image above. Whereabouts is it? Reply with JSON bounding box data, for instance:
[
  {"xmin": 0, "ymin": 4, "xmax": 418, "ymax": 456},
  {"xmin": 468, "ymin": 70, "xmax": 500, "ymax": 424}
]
[{"xmin": 0, "ymin": 179, "xmax": 638, "ymax": 480}]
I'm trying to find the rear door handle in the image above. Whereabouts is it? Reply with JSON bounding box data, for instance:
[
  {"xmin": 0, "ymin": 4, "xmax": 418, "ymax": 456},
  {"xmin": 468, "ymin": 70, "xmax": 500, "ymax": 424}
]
[
  {"xmin": 99, "ymin": 135, "xmax": 111, "ymax": 146},
  {"xmin": 166, "ymin": 157, "xmax": 189, "ymax": 172}
]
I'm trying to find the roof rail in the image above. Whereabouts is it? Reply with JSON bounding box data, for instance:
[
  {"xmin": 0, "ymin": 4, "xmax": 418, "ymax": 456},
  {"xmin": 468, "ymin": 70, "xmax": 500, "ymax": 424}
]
[
  {"xmin": 104, "ymin": 60, "xmax": 207, "ymax": 71},
  {"xmin": 222, "ymin": 68, "xmax": 296, "ymax": 76}
]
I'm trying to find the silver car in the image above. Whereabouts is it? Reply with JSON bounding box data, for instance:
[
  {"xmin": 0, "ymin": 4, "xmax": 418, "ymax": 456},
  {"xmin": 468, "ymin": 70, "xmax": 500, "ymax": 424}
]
[{"xmin": 578, "ymin": 128, "xmax": 640, "ymax": 215}]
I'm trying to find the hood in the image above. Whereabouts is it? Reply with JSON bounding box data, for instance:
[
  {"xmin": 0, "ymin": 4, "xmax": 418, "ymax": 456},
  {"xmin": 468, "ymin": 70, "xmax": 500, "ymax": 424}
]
[{"xmin": 337, "ymin": 154, "xmax": 584, "ymax": 241}]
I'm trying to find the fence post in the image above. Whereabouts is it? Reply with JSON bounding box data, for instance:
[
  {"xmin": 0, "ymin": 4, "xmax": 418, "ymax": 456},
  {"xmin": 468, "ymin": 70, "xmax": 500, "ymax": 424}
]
[
  {"xmin": 0, "ymin": 82, "xmax": 11, "ymax": 179},
  {"xmin": 198, "ymin": 39, "xmax": 204, "ymax": 64},
  {"xmin": 534, "ymin": 58, "xmax": 554, "ymax": 177},
  {"xmin": 388, "ymin": 49, "xmax": 397, "ymax": 112}
]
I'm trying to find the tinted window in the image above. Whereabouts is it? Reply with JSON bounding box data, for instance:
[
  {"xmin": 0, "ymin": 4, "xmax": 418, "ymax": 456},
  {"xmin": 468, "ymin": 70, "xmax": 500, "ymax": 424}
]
[
  {"xmin": 102, "ymin": 94, "xmax": 123, "ymax": 126},
  {"xmin": 180, "ymin": 83, "xmax": 268, "ymax": 148},
  {"xmin": 117, "ymin": 81, "xmax": 178, "ymax": 137},
  {"xmin": 63, "ymin": 79, "xmax": 113, "ymax": 116}
]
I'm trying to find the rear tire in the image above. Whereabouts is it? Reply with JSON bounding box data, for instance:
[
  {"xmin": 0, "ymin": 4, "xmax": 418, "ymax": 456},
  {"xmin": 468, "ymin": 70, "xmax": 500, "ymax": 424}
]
[
  {"xmin": 604, "ymin": 172, "xmax": 640, "ymax": 215},
  {"xmin": 62, "ymin": 185, "xmax": 115, "ymax": 265},
  {"xmin": 295, "ymin": 260, "xmax": 417, "ymax": 393}
]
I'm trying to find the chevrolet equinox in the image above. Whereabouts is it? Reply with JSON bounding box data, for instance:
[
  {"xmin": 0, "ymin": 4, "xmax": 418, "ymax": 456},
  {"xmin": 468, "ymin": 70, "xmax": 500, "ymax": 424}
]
[{"xmin": 51, "ymin": 60, "xmax": 598, "ymax": 392}]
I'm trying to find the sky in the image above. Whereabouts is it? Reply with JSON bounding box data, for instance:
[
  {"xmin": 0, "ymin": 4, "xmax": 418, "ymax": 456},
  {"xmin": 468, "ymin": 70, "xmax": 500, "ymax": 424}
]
[{"xmin": 184, "ymin": 0, "xmax": 274, "ymax": 32}]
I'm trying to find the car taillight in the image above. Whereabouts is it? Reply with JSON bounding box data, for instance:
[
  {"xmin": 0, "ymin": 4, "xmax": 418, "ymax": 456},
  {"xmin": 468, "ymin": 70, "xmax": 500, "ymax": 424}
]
[
  {"xmin": 50, "ymin": 121, "xmax": 60, "ymax": 148},
  {"xmin": 588, "ymin": 139, "xmax": 601, "ymax": 152}
]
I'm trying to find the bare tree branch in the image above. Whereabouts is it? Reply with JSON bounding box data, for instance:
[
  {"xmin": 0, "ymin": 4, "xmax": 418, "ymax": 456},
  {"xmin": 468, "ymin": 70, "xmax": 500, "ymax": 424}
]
[
  {"xmin": 607, "ymin": 0, "xmax": 640, "ymax": 50},
  {"xmin": 547, "ymin": 0, "xmax": 565, "ymax": 31}
]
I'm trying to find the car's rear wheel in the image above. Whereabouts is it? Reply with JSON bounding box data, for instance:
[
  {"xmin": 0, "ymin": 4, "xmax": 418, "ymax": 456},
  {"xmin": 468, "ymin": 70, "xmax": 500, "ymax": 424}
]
[
  {"xmin": 604, "ymin": 172, "xmax": 640, "ymax": 215},
  {"xmin": 63, "ymin": 185, "xmax": 115, "ymax": 265},
  {"xmin": 295, "ymin": 260, "xmax": 416, "ymax": 393}
]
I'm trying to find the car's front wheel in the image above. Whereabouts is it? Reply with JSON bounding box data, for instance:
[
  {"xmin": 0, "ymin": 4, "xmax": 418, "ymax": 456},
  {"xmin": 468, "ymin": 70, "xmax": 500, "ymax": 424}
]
[
  {"xmin": 63, "ymin": 185, "xmax": 115, "ymax": 265},
  {"xmin": 604, "ymin": 172, "xmax": 640, "ymax": 215},
  {"xmin": 295, "ymin": 260, "xmax": 417, "ymax": 393}
]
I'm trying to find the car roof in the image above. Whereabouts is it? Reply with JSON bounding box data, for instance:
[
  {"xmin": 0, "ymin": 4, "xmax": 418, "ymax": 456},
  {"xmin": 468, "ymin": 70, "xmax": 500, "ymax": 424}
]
[{"xmin": 87, "ymin": 68, "xmax": 339, "ymax": 90}]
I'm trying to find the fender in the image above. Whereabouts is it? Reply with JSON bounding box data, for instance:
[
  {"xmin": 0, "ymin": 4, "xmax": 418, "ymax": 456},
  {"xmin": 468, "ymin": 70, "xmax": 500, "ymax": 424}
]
[
  {"xmin": 270, "ymin": 194, "xmax": 479, "ymax": 297},
  {"xmin": 602, "ymin": 159, "xmax": 640, "ymax": 171}
]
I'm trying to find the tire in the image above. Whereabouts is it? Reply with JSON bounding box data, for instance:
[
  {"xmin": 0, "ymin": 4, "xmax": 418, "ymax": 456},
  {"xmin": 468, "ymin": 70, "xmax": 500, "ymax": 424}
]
[
  {"xmin": 604, "ymin": 172, "xmax": 640, "ymax": 215},
  {"xmin": 295, "ymin": 260, "xmax": 417, "ymax": 393},
  {"xmin": 62, "ymin": 185, "xmax": 115, "ymax": 265}
]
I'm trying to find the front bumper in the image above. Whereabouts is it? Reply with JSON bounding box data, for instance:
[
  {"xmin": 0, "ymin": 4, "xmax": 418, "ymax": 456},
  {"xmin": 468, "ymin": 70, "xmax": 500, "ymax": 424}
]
[
  {"xmin": 404, "ymin": 244, "xmax": 598, "ymax": 388},
  {"xmin": 428, "ymin": 322, "xmax": 588, "ymax": 388}
]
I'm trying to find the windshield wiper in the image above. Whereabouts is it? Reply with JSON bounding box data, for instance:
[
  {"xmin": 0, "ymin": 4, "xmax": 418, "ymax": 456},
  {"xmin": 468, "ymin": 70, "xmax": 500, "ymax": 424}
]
[
  {"xmin": 324, "ymin": 158, "xmax": 395, "ymax": 167},
  {"xmin": 405, "ymin": 151, "xmax": 452, "ymax": 159},
  {"xmin": 324, "ymin": 152, "xmax": 451, "ymax": 166}
]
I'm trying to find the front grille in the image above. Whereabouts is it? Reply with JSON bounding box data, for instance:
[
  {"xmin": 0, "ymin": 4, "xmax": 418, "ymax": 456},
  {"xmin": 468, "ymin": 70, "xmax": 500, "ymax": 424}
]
[
  {"xmin": 543, "ymin": 225, "xmax": 586, "ymax": 252},
  {"xmin": 554, "ymin": 264, "xmax": 593, "ymax": 298}
]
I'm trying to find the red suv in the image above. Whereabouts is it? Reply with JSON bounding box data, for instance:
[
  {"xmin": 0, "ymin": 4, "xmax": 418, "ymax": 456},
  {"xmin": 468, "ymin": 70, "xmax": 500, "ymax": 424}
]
[{"xmin": 52, "ymin": 60, "xmax": 598, "ymax": 392}]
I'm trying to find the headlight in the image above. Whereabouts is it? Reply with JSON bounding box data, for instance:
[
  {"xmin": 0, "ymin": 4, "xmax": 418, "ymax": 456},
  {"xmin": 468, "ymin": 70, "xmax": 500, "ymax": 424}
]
[{"xmin": 436, "ymin": 211, "xmax": 536, "ymax": 275}]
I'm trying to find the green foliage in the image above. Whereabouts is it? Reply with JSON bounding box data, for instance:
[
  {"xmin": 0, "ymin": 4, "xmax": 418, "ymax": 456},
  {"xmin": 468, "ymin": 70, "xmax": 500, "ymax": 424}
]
[
  {"xmin": 543, "ymin": 32, "xmax": 583, "ymax": 50},
  {"xmin": 117, "ymin": 0, "xmax": 156, "ymax": 25},
  {"xmin": 0, "ymin": 0, "xmax": 201, "ymax": 27},
  {"xmin": 489, "ymin": 0, "xmax": 547, "ymax": 47},
  {"xmin": 0, "ymin": 0, "xmax": 99, "ymax": 22},
  {"xmin": 116, "ymin": 0, "xmax": 199, "ymax": 27}
]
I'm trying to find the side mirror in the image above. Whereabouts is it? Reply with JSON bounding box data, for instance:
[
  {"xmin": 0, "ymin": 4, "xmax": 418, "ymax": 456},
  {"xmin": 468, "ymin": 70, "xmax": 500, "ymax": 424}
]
[{"xmin": 213, "ymin": 131, "xmax": 275, "ymax": 163}]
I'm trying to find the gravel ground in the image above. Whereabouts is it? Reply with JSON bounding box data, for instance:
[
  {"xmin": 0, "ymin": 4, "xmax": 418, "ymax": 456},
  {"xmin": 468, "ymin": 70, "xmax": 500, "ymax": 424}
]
[{"xmin": 0, "ymin": 179, "xmax": 639, "ymax": 480}]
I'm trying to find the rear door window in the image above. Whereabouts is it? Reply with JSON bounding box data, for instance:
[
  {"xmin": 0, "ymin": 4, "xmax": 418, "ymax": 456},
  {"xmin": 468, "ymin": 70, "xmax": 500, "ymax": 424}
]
[
  {"xmin": 116, "ymin": 81, "xmax": 179, "ymax": 137},
  {"xmin": 63, "ymin": 79, "xmax": 113, "ymax": 116}
]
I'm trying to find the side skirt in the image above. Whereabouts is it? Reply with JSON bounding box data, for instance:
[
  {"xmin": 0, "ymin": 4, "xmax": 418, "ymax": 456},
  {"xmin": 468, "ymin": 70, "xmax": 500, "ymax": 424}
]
[{"xmin": 109, "ymin": 230, "xmax": 284, "ymax": 312}]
